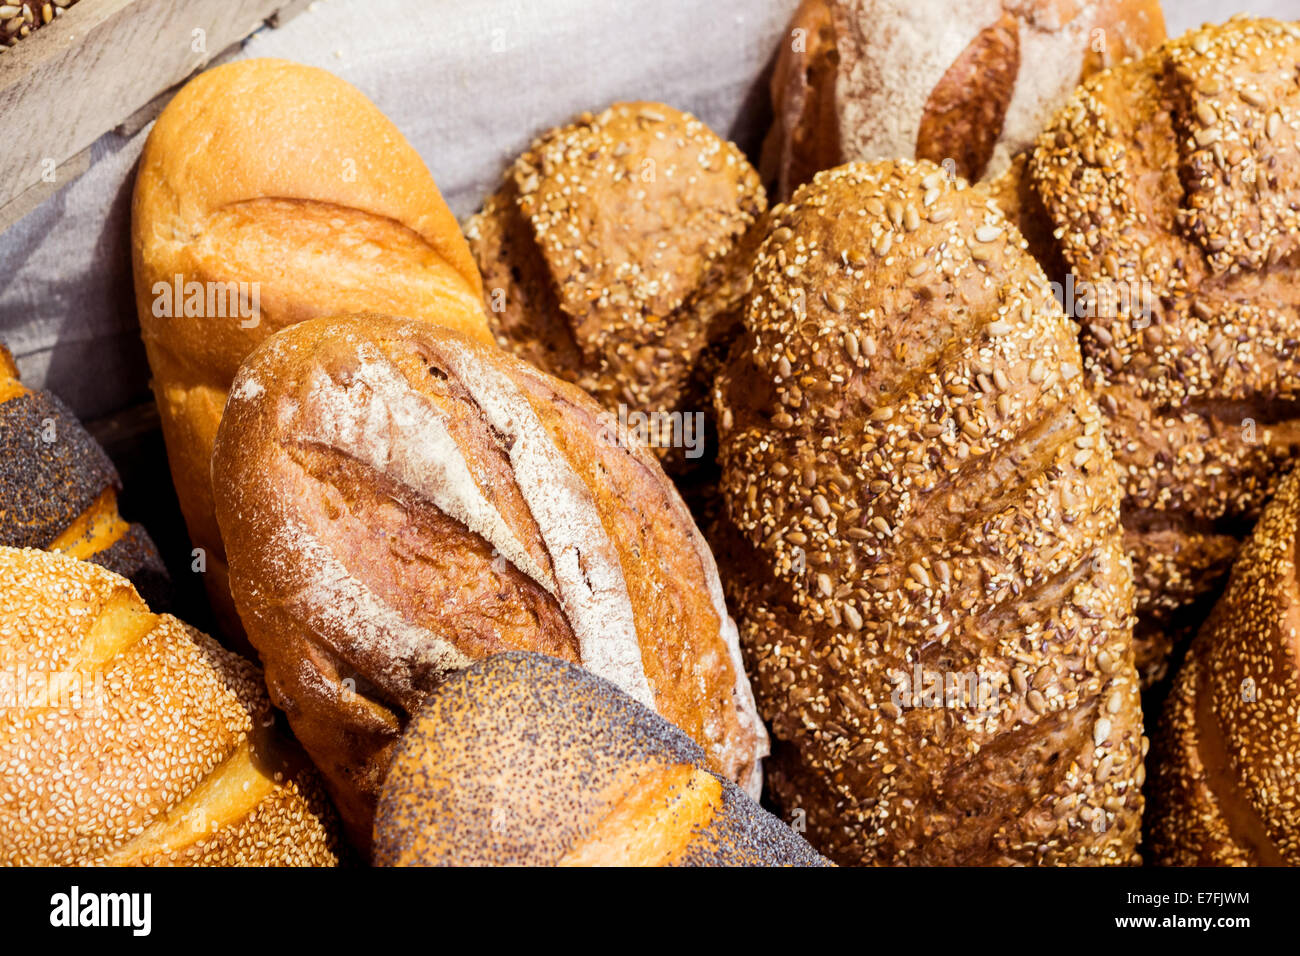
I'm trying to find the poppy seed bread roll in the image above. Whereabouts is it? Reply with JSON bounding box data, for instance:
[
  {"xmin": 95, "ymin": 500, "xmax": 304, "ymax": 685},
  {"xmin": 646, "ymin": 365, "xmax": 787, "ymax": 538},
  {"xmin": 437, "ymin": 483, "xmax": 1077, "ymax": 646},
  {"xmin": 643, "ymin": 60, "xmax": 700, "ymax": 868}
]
[
  {"xmin": 374, "ymin": 653, "xmax": 827, "ymax": 867},
  {"xmin": 1148, "ymin": 466, "xmax": 1300, "ymax": 866},
  {"xmin": 0, "ymin": 547, "xmax": 338, "ymax": 866},
  {"xmin": 211, "ymin": 314, "xmax": 767, "ymax": 852},
  {"xmin": 713, "ymin": 160, "xmax": 1144, "ymax": 866},
  {"xmin": 132, "ymin": 58, "xmax": 491, "ymax": 639},
  {"xmin": 1027, "ymin": 17, "xmax": 1300, "ymax": 684}
]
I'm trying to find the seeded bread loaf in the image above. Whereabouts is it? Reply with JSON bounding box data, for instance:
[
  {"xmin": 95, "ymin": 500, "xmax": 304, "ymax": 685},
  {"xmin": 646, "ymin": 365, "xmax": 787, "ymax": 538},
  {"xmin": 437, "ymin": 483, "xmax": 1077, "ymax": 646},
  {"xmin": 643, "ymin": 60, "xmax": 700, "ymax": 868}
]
[
  {"xmin": 1027, "ymin": 16, "xmax": 1300, "ymax": 683},
  {"xmin": 375, "ymin": 653, "xmax": 826, "ymax": 867},
  {"xmin": 1148, "ymin": 466, "xmax": 1300, "ymax": 866},
  {"xmin": 132, "ymin": 58, "xmax": 491, "ymax": 640},
  {"xmin": 210, "ymin": 314, "xmax": 767, "ymax": 852},
  {"xmin": 0, "ymin": 1, "xmax": 76, "ymax": 53},
  {"xmin": 0, "ymin": 344, "xmax": 169, "ymax": 609},
  {"xmin": 466, "ymin": 102, "xmax": 766, "ymax": 471},
  {"xmin": 761, "ymin": 0, "xmax": 1166, "ymax": 198},
  {"xmin": 713, "ymin": 160, "xmax": 1145, "ymax": 866},
  {"xmin": 0, "ymin": 546, "xmax": 339, "ymax": 866}
]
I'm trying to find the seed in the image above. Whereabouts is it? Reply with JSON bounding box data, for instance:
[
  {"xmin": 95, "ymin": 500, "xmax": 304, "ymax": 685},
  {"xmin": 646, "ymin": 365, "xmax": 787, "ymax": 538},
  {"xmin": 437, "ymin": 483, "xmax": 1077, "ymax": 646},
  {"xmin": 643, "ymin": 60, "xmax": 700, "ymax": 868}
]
[
  {"xmin": 1093, "ymin": 718, "xmax": 1112, "ymax": 747},
  {"xmin": 871, "ymin": 516, "xmax": 893, "ymax": 536},
  {"xmin": 1033, "ymin": 665, "xmax": 1056, "ymax": 689},
  {"xmin": 908, "ymin": 259, "xmax": 930, "ymax": 277},
  {"xmin": 1097, "ymin": 650, "xmax": 1115, "ymax": 674},
  {"xmin": 843, "ymin": 331, "xmax": 860, "ymax": 359},
  {"xmin": 1267, "ymin": 111, "xmax": 1282, "ymax": 140},
  {"xmin": 1096, "ymin": 754, "xmax": 1115, "ymax": 782},
  {"xmin": 862, "ymin": 335, "xmax": 877, "ymax": 357},
  {"xmin": 922, "ymin": 171, "xmax": 945, "ymax": 191},
  {"xmin": 1061, "ymin": 362, "xmax": 1080, "ymax": 380},
  {"xmin": 908, "ymin": 563, "xmax": 931, "ymax": 588},
  {"xmin": 974, "ymin": 224, "xmax": 1002, "ymax": 243},
  {"xmin": 772, "ymin": 226, "xmax": 793, "ymax": 243},
  {"xmin": 928, "ymin": 206, "xmax": 953, "ymax": 224},
  {"xmin": 1196, "ymin": 102, "xmax": 1217, "ymax": 125},
  {"xmin": 968, "ymin": 242, "xmax": 991, "ymax": 262},
  {"xmin": 1195, "ymin": 127, "xmax": 1222, "ymax": 147},
  {"xmin": 887, "ymin": 200, "xmax": 904, "ymax": 227},
  {"xmin": 874, "ymin": 232, "xmax": 893, "ymax": 256},
  {"xmin": 1072, "ymin": 448, "xmax": 1093, "ymax": 468},
  {"xmin": 785, "ymin": 531, "xmax": 807, "ymax": 546},
  {"xmin": 1011, "ymin": 668, "xmax": 1028, "ymax": 694},
  {"xmin": 903, "ymin": 205, "xmax": 921, "ymax": 231},
  {"xmin": 880, "ymin": 699, "xmax": 900, "ymax": 719},
  {"xmin": 843, "ymin": 604, "xmax": 863, "ymax": 631},
  {"xmin": 1136, "ymin": 765, "xmax": 1146, "ymax": 787},
  {"xmin": 992, "ymin": 368, "xmax": 1009, "ymax": 391},
  {"xmin": 987, "ymin": 320, "xmax": 1012, "ymax": 336},
  {"xmin": 1239, "ymin": 87, "xmax": 1266, "ymax": 108},
  {"xmin": 846, "ymin": 247, "xmax": 869, "ymax": 268},
  {"xmin": 777, "ymin": 356, "xmax": 792, "ymax": 378},
  {"xmin": 870, "ymin": 406, "xmax": 894, "ymax": 422},
  {"xmin": 923, "ymin": 187, "xmax": 941, "ymax": 207},
  {"xmin": 817, "ymin": 573, "xmax": 834, "ymax": 597},
  {"xmin": 812, "ymin": 494, "xmax": 831, "ymax": 518},
  {"xmin": 824, "ymin": 290, "xmax": 846, "ymax": 312},
  {"xmin": 1104, "ymin": 795, "xmax": 1126, "ymax": 812},
  {"xmin": 0, "ymin": 5, "xmax": 20, "ymax": 15},
  {"xmin": 40, "ymin": 2, "xmax": 50, "ymax": 23},
  {"xmin": 869, "ymin": 480, "xmax": 890, "ymax": 495},
  {"xmin": 1028, "ymin": 360, "xmax": 1046, "ymax": 384},
  {"xmin": 1027, "ymin": 689, "xmax": 1047, "ymax": 713},
  {"xmin": 1107, "ymin": 691, "xmax": 1123, "ymax": 714},
  {"xmin": 1192, "ymin": 33, "xmax": 1210, "ymax": 54}
]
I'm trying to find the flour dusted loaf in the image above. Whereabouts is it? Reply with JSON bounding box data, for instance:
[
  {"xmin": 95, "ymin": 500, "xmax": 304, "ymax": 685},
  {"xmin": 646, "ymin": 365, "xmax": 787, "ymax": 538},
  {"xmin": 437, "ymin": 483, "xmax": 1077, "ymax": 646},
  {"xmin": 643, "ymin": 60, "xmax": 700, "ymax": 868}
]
[
  {"xmin": 1027, "ymin": 16, "xmax": 1300, "ymax": 682},
  {"xmin": 713, "ymin": 160, "xmax": 1144, "ymax": 865},
  {"xmin": 211, "ymin": 314, "xmax": 767, "ymax": 851},
  {"xmin": 1148, "ymin": 466, "xmax": 1300, "ymax": 866},
  {"xmin": 132, "ymin": 58, "xmax": 490, "ymax": 638},
  {"xmin": 466, "ymin": 102, "xmax": 766, "ymax": 470},
  {"xmin": 761, "ymin": 0, "xmax": 1165, "ymax": 198},
  {"xmin": 375, "ymin": 653, "xmax": 826, "ymax": 866},
  {"xmin": 0, "ymin": 345, "xmax": 169, "ymax": 609},
  {"xmin": 0, "ymin": 547, "xmax": 338, "ymax": 866}
]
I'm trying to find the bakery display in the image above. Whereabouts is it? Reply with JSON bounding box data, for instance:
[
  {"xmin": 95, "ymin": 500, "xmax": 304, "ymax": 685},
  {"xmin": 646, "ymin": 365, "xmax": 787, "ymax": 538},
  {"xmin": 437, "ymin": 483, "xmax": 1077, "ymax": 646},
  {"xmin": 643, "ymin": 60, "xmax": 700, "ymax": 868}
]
[
  {"xmin": 0, "ymin": 343, "xmax": 169, "ymax": 609},
  {"xmin": 712, "ymin": 159, "xmax": 1145, "ymax": 865},
  {"xmin": 374, "ymin": 653, "xmax": 827, "ymax": 866},
  {"xmin": 131, "ymin": 57, "xmax": 491, "ymax": 639},
  {"xmin": 466, "ymin": 102, "xmax": 766, "ymax": 470},
  {"xmin": 1026, "ymin": 15, "xmax": 1300, "ymax": 683},
  {"xmin": 1147, "ymin": 465, "xmax": 1300, "ymax": 866},
  {"xmin": 0, "ymin": 546, "xmax": 339, "ymax": 866},
  {"xmin": 210, "ymin": 313, "xmax": 767, "ymax": 851},
  {"xmin": 761, "ymin": 0, "xmax": 1166, "ymax": 198}
]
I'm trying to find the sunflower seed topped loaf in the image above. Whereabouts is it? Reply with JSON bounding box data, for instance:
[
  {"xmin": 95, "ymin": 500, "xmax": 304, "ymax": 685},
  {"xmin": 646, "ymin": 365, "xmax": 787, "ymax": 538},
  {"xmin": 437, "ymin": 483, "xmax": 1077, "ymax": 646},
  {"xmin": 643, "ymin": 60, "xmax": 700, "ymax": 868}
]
[
  {"xmin": 1148, "ymin": 466, "xmax": 1300, "ymax": 867},
  {"xmin": 0, "ymin": 547, "xmax": 339, "ymax": 866},
  {"xmin": 712, "ymin": 159, "xmax": 1145, "ymax": 866},
  {"xmin": 211, "ymin": 314, "xmax": 767, "ymax": 852},
  {"xmin": 375, "ymin": 653, "xmax": 827, "ymax": 867},
  {"xmin": 1027, "ymin": 16, "xmax": 1300, "ymax": 683},
  {"xmin": 0, "ymin": 345, "xmax": 170, "ymax": 610},
  {"xmin": 466, "ymin": 102, "xmax": 767, "ymax": 471}
]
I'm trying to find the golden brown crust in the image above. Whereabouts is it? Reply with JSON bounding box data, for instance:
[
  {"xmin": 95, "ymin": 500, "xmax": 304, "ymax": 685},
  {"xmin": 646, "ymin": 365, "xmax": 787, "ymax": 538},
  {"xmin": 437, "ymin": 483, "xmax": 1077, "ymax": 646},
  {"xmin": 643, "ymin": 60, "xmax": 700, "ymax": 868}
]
[
  {"xmin": 713, "ymin": 160, "xmax": 1144, "ymax": 865},
  {"xmin": 0, "ymin": 547, "xmax": 339, "ymax": 866},
  {"xmin": 1149, "ymin": 465, "xmax": 1300, "ymax": 866},
  {"xmin": 764, "ymin": 0, "xmax": 1165, "ymax": 198},
  {"xmin": 210, "ymin": 314, "xmax": 767, "ymax": 853},
  {"xmin": 131, "ymin": 58, "xmax": 491, "ymax": 637},
  {"xmin": 374, "ymin": 653, "xmax": 826, "ymax": 867},
  {"xmin": 466, "ymin": 102, "xmax": 766, "ymax": 472},
  {"xmin": 1028, "ymin": 16, "xmax": 1300, "ymax": 682}
]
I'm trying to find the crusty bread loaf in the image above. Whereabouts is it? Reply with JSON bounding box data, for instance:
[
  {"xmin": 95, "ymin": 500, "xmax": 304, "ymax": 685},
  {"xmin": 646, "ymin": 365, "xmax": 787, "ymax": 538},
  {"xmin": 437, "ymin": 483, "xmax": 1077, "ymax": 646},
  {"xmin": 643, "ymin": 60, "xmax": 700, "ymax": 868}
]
[
  {"xmin": 210, "ymin": 313, "xmax": 767, "ymax": 851},
  {"xmin": 713, "ymin": 160, "xmax": 1144, "ymax": 865},
  {"xmin": 0, "ymin": 546, "xmax": 338, "ymax": 866},
  {"xmin": 466, "ymin": 102, "xmax": 766, "ymax": 471},
  {"xmin": 762, "ymin": 0, "xmax": 1165, "ymax": 198},
  {"xmin": 1027, "ymin": 16, "xmax": 1300, "ymax": 683},
  {"xmin": 375, "ymin": 653, "xmax": 827, "ymax": 866},
  {"xmin": 0, "ymin": 344, "xmax": 169, "ymax": 609},
  {"xmin": 132, "ymin": 58, "xmax": 491, "ymax": 639},
  {"xmin": 1148, "ymin": 466, "xmax": 1300, "ymax": 866}
]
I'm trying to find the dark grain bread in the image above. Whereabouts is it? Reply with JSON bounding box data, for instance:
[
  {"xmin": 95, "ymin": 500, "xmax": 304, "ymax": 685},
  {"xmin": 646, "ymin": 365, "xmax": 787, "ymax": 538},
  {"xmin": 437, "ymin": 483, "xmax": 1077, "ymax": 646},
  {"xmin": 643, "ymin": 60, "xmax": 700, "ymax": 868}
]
[
  {"xmin": 1027, "ymin": 16, "xmax": 1300, "ymax": 683},
  {"xmin": 1148, "ymin": 466, "xmax": 1300, "ymax": 866},
  {"xmin": 211, "ymin": 314, "xmax": 767, "ymax": 852},
  {"xmin": 375, "ymin": 653, "xmax": 827, "ymax": 867},
  {"xmin": 713, "ymin": 159, "xmax": 1145, "ymax": 865},
  {"xmin": 762, "ymin": 0, "xmax": 1166, "ymax": 198}
]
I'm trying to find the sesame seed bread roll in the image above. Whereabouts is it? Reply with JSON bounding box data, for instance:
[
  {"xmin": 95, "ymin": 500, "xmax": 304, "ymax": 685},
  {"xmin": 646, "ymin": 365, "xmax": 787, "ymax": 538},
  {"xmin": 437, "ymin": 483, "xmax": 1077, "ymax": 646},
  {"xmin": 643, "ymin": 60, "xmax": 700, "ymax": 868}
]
[
  {"xmin": 713, "ymin": 160, "xmax": 1144, "ymax": 866},
  {"xmin": 210, "ymin": 314, "xmax": 767, "ymax": 853},
  {"xmin": 132, "ymin": 58, "xmax": 491, "ymax": 640},
  {"xmin": 0, "ymin": 345, "xmax": 170, "ymax": 610},
  {"xmin": 1027, "ymin": 16, "xmax": 1300, "ymax": 683},
  {"xmin": 374, "ymin": 653, "xmax": 827, "ymax": 867},
  {"xmin": 466, "ymin": 102, "xmax": 767, "ymax": 472},
  {"xmin": 761, "ymin": 0, "xmax": 1165, "ymax": 199},
  {"xmin": 0, "ymin": 547, "xmax": 339, "ymax": 866},
  {"xmin": 1148, "ymin": 466, "xmax": 1300, "ymax": 866}
]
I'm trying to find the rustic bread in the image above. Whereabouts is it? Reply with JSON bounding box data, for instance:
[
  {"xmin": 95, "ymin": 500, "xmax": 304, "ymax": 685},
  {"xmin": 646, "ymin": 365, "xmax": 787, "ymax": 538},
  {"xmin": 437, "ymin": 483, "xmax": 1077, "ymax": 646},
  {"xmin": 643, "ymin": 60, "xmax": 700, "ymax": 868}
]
[
  {"xmin": 1027, "ymin": 16, "xmax": 1300, "ymax": 683},
  {"xmin": 0, "ymin": 546, "xmax": 338, "ymax": 866},
  {"xmin": 132, "ymin": 58, "xmax": 490, "ymax": 639},
  {"xmin": 713, "ymin": 160, "xmax": 1144, "ymax": 865},
  {"xmin": 375, "ymin": 653, "xmax": 826, "ymax": 867},
  {"xmin": 1148, "ymin": 466, "xmax": 1300, "ymax": 866},
  {"xmin": 210, "ymin": 313, "xmax": 767, "ymax": 851},
  {"xmin": 466, "ymin": 102, "xmax": 766, "ymax": 471},
  {"xmin": 762, "ymin": 0, "xmax": 1165, "ymax": 198},
  {"xmin": 0, "ymin": 344, "xmax": 169, "ymax": 609}
]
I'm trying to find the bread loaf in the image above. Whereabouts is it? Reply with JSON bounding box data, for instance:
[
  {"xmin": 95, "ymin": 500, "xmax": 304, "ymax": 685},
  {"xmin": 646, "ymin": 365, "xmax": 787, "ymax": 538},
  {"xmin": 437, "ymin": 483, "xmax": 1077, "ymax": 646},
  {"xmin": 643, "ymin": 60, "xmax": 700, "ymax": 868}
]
[
  {"xmin": 210, "ymin": 313, "xmax": 767, "ymax": 851},
  {"xmin": 375, "ymin": 653, "xmax": 827, "ymax": 866},
  {"xmin": 762, "ymin": 0, "xmax": 1165, "ymax": 198},
  {"xmin": 132, "ymin": 58, "xmax": 490, "ymax": 638},
  {"xmin": 466, "ymin": 102, "xmax": 766, "ymax": 471},
  {"xmin": 1027, "ymin": 16, "xmax": 1300, "ymax": 682},
  {"xmin": 0, "ymin": 1, "xmax": 77, "ymax": 53},
  {"xmin": 713, "ymin": 160, "xmax": 1145, "ymax": 865},
  {"xmin": 1148, "ymin": 466, "xmax": 1300, "ymax": 866},
  {"xmin": 0, "ymin": 546, "xmax": 339, "ymax": 866},
  {"xmin": 0, "ymin": 344, "xmax": 169, "ymax": 609}
]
